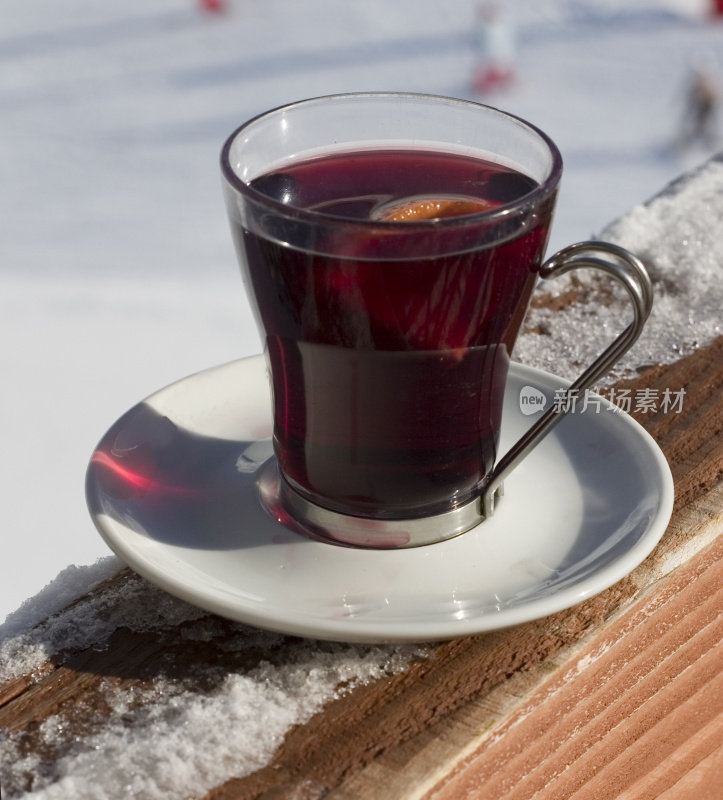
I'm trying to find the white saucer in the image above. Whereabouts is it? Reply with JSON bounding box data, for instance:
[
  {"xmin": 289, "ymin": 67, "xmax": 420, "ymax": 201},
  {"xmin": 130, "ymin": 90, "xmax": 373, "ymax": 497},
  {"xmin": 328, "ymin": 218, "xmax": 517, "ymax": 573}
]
[{"xmin": 86, "ymin": 355, "xmax": 673, "ymax": 643}]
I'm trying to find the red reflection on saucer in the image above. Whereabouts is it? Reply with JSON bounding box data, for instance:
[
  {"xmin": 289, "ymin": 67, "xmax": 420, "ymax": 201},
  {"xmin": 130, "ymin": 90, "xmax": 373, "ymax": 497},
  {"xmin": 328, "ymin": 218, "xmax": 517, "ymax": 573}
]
[{"xmin": 91, "ymin": 450, "xmax": 199, "ymax": 498}]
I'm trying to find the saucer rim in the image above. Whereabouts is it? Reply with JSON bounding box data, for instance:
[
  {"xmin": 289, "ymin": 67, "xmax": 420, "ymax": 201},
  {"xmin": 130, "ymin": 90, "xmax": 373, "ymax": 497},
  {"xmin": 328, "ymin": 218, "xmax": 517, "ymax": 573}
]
[{"xmin": 86, "ymin": 355, "xmax": 674, "ymax": 643}]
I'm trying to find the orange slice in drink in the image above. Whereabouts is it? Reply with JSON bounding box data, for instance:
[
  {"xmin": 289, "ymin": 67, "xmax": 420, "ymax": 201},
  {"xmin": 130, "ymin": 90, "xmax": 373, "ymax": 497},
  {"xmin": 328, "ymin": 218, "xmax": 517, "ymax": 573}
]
[{"xmin": 372, "ymin": 195, "xmax": 497, "ymax": 222}]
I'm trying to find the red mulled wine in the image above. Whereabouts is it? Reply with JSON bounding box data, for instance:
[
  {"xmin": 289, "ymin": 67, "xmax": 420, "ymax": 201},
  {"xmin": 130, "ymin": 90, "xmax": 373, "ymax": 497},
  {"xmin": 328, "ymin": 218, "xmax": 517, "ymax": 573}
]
[{"xmin": 233, "ymin": 148, "xmax": 551, "ymax": 518}]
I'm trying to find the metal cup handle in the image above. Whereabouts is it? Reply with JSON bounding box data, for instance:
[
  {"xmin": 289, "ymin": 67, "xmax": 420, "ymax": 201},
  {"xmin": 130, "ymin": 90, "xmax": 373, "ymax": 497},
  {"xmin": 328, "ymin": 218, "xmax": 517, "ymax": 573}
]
[{"xmin": 480, "ymin": 241, "xmax": 654, "ymax": 518}]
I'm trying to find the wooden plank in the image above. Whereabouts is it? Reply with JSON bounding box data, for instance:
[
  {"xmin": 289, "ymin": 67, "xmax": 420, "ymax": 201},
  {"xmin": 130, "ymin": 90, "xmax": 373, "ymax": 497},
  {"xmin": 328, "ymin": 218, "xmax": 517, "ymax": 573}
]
[
  {"xmin": 1, "ymin": 338, "xmax": 721, "ymax": 800},
  {"xmin": 649, "ymin": 739, "xmax": 723, "ymax": 800},
  {"xmin": 326, "ymin": 506, "xmax": 723, "ymax": 800},
  {"xmin": 198, "ymin": 337, "xmax": 723, "ymax": 799}
]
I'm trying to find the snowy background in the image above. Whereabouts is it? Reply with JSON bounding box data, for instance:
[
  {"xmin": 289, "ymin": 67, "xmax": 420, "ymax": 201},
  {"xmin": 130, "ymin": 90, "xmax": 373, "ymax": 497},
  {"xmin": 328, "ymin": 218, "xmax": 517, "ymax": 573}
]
[{"xmin": 2, "ymin": 0, "xmax": 722, "ymax": 623}]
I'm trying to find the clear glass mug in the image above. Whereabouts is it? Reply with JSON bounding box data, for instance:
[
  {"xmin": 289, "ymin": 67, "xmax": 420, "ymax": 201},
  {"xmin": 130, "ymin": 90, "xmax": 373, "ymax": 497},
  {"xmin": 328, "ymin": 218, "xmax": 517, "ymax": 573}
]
[{"xmin": 221, "ymin": 93, "xmax": 652, "ymax": 548}]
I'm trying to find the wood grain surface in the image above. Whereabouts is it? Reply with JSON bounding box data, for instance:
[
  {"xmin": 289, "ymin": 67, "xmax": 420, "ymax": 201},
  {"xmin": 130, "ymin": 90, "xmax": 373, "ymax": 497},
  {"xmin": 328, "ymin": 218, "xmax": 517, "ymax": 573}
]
[{"xmin": 1, "ymin": 336, "xmax": 721, "ymax": 800}]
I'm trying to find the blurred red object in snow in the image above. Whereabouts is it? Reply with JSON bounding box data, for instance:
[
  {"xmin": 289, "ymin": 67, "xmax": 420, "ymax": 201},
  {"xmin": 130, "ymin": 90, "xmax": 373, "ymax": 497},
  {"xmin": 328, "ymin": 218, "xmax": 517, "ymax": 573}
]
[{"xmin": 199, "ymin": 0, "xmax": 226, "ymax": 14}]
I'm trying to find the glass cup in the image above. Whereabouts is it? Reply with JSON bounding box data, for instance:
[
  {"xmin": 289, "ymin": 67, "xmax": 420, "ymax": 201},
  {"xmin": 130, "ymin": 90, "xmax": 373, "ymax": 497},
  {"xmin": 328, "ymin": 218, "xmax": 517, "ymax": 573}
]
[{"xmin": 221, "ymin": 93, "xmax": 652, "ymax": 548}]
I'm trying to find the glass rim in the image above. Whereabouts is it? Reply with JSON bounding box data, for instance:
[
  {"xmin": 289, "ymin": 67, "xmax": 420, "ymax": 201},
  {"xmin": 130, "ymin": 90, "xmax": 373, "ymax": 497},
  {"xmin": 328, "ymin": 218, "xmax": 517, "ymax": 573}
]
[{"xmin": 220, "ymin": 92, "xmax": 563, "ymax": 230}]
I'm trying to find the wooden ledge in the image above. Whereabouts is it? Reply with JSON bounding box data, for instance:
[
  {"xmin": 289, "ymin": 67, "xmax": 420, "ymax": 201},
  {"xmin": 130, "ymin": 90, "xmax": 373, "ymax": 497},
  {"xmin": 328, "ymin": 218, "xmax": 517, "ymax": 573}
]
[
  {"xmin": 329, "ymin": 495, "xmax": 723, "ymax": 800},
  {"xmin": 1, "ymin": 337, "xmax": 721, "ymax": 799}
]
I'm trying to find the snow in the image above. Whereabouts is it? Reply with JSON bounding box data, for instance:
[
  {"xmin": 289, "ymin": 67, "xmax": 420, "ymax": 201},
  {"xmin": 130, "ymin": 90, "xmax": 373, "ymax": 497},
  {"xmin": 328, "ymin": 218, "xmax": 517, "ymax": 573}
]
[
  {"xmin": 516, "ymin": 154, "xmax": 723, "ymax": 381},
  {"xmin": 0, "ymin": 569, "xmax": 423, "ymax": 798},
  {"xmin": 2, "ymin": 1, "xmax": 723, "ymax": 633}
]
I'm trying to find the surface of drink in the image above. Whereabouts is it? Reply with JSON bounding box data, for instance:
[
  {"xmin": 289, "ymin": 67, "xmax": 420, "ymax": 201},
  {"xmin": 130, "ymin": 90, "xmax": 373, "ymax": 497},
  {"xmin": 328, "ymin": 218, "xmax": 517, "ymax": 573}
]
[{"xmin": 233, "ymin": 148, "xmax": 551, "ymax": 518}]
